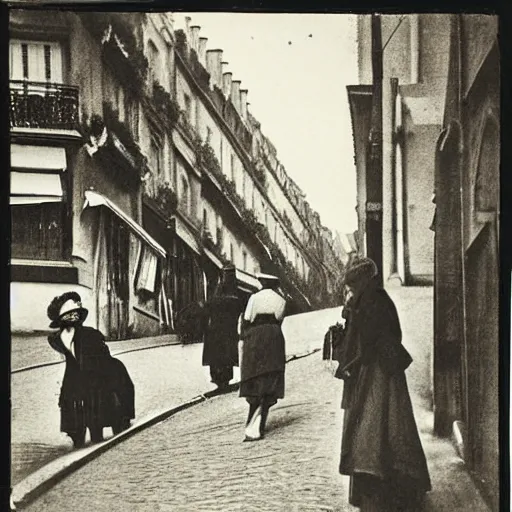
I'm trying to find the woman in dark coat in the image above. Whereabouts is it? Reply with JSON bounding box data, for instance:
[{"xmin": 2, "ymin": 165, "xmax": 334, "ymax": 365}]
[
  {"xmin": 336, "ymin": 258, "xmax": 431, "ymax": 511},
  {"xmin": 239, "ymin": 273, "xmax": 287, "ymax": 441},
  {"xmin": 47, "ymin": 292, "xmax": 135, "ymax": 448},
  {"xmin": 202, "ymin": 264, "xmax": 244, "ymax": 391}
]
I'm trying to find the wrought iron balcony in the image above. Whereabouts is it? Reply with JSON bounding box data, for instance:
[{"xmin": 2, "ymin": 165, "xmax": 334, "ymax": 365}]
[{"xmin": 10, "ymin": 80, "xmax": 79, "ymax": 131}]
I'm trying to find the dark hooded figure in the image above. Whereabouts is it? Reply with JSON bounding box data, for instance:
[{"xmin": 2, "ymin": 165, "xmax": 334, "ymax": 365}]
[
  {"xmin": 201, "ymin": 264, "xmax": 244, "ymax": 391},
  {"xmin": 47, "ymin": 292, "xmax": 135, "ymax": 448},
  {"xmin": 239, "ymin": 273, "xmax": 287, "ymax": 441},
  {"xmin": 336, "ymin": 258, "xmax": 431, "ymax": 512}
]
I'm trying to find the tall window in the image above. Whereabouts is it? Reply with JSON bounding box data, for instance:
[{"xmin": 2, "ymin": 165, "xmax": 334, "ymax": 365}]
[
  {"xmin": 10, "ymin": 40, "xmax": 63, "ymax": 83},
  {"xmin": 242, "ymin": 250, "xmax": 248, "ymax": 271},
  {"xmin": 230, "ymin": 154, "xmax": 236, "ymax": 182},
  {"xmin": 149, "ymin": 137, "xmax": 162, "ymax": 177},
  {"xmin": 148, "ymin": 40, "xmax": 159, "ymax": 85},
  {"xmin": 230, "ymin": 243, "xmax": 235, "ymax": 264},
  {"xmin": 180, "ymin": 176, "xmax": 190, "ymax": 214},
  {"xmin": 184, "ymin": 94, "xmax": 192, "ymax": 123}
]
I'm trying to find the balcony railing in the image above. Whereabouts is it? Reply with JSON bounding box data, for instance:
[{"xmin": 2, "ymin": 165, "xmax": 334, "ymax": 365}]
[{"xmin": 10, "ymin": 80, "xmax": 79, "ymax": 131}]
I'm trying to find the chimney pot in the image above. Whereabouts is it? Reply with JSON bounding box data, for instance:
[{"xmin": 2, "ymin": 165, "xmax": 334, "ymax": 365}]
[
  {"xmin": 198, "ymin": 37, "xmax": 208, "ymax": 64},
  {"xmin": 206, "ymin": 49, "xmax": 223, "ymax": 88},
  {"xmin": 222, "ymin": 72, "xmax": 233, "ymax": 98},
  {"xmin": 231, "ymin": 80, "xmax": 241, "ymax": 112},
  {"xmin": 240, "ymin": 89, "xmax": 248, "ymax": 119},
  {"xmin": 190, "ymin": 25, "xmax": 200, "ymax": 52}
]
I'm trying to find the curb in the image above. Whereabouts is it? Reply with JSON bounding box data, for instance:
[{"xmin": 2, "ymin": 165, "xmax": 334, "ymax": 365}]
[
  {"xmin": 12, "ymin": 341, "xmax": 181, "ymax": 374},
  {"xmin": 12, "ymin": 347, "xmax": 320, "ymax": 510}
]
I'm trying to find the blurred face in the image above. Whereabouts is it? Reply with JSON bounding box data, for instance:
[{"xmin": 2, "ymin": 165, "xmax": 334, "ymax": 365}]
[{"xmin": 60, "ymin": 310, "xmax": 80, "ymax": 325}]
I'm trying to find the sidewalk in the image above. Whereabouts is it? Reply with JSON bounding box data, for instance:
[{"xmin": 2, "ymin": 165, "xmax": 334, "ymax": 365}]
[{"xmin": 11, "ymin": 333, "xmax": 180, "ymax": 372}]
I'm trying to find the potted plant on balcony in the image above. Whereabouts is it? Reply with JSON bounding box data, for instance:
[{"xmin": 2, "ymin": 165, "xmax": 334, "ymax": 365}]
[
  {"xmin": 155, "ymin": 181, "xmax": 178, "ymax": 221},
  {"xmin": 153, "ymin": 82, "xmax": 180, "ymax": 126}
]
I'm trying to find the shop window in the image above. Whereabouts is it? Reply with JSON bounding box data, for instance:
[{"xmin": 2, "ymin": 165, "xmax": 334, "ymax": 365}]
[{"xmin": 11, "ymin": 202, "xmax": 65, "ymax": 260}]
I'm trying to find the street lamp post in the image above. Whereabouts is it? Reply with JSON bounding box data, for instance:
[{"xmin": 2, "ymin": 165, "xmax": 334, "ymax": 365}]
[{"xmin": 366, "ymin": 13, "xmax": 384, "ymax": 286}]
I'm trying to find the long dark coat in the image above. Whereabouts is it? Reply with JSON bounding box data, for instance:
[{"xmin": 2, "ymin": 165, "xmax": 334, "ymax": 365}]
[
  {"xmin": 48, "ymin": 326, "xmax": 135, "ymax": 433},
  {"xmin": 337, "ymin": 280, "xmax": 431, "ymax": 505},
  {"xmin": 201, "ymin": 294, "xmax": 244, "ymax": 368}
]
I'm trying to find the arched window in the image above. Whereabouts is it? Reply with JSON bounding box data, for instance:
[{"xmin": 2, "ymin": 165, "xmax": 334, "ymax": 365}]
[{"xmin": 474, "ymin": 118, "xmax": 499, "ymax": 220}]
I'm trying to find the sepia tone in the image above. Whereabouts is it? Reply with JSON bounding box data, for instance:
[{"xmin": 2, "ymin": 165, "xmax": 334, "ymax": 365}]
[{"xmin": 9, "ymin": 11, "xmax": 499, "ymax": 512}]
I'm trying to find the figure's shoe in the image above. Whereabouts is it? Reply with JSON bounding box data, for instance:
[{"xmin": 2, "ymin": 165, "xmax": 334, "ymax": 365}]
[{"xmin": 243, "ymin": 435, "xmax": 262, "ymax": 442}]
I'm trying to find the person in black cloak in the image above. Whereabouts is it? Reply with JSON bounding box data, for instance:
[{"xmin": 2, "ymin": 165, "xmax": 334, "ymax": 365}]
[
  {"xmin": 239, "ymin": 273, "xmax": 287, "ymax": 441},
  {"xmin": 201, "ymin": 264, "xmax": 244, "ymax": 392},
  {"xmin": 336, "ymin": 258, "xmax": 431, "ymax": 511},
  {"xmin": 47, "ymin": 292, "xmax": 135, "ymax": 448}
]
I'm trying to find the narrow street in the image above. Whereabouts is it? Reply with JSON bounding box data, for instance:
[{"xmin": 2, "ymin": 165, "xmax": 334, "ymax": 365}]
[{"xmin": 22, "ymin": 345, "xmax": 488, "ymax": 512}]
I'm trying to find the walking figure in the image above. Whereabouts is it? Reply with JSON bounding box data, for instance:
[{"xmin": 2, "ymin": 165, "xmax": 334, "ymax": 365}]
[
  {"xmin": 239, "ymin": 273, "xmax": 287, "ymax": 441},
  {"xmin": 202, "ymin": 264, "xmax": 244, "ymax": 391},
  {"xmin": 336, "ymin": 258, "xmax": 431, "ymax": 511},
  {"xmin": 47, "ymin": 292, "xmax": 135, "ymax": 448}
]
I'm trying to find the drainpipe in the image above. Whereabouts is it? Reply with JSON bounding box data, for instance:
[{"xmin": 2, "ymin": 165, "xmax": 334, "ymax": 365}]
[
  {"xmin": 367, "ymin": 13, "xmax": 384, "ymax": 287},
  {"xmin": 410, "ymin": 15, "xmax": 420, "ymax": 83}
]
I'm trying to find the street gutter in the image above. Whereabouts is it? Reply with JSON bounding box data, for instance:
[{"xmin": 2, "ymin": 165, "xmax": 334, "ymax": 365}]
[{"xmin": 11, "ymin": 347, "xmax": 321, "ymax": 510}]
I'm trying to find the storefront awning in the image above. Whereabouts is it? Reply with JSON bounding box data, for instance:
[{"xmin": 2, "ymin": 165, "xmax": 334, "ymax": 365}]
[
  {"xmin": 83, "ymin": 190, "xmax": 166, "ymax": 257},
  {"xmin": 236, "ymin": 269, "xmax": 261, "ymax": 292},
  {"xmin": 203, "ymin": 247, "xmax": 223, "ymax": 269},
  {"xmin": 174, "ymin": 216, "xmax": 201, "ymax": 255},
  {"xmin": 11, "ymin": 144, "xmax": 67, "ymax": 171},
  {"xmin": 10, "ymin": 171, "xmax": 63, "ymax": 204}
]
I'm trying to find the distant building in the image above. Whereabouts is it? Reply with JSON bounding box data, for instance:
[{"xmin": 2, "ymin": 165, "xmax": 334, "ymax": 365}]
[{"xmin": 9, "ymin": 10, "xmax": 344, "ymax": 336}]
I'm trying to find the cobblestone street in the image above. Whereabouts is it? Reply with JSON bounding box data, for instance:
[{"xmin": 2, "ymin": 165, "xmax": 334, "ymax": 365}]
[{"xmin": 23, "ymin": 350, "xmax": 489, "ymax": 512}]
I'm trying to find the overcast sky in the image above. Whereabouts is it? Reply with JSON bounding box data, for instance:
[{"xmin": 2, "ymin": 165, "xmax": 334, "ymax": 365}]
[{"xmin": 174, "ymin": 12, "xmax": 359, "ymax": 236}]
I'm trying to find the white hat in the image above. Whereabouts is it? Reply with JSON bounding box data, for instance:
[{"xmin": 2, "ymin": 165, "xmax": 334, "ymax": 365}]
[{"xmin": 256, "ymin": 273, "xmax": 279, "ymax": 281}]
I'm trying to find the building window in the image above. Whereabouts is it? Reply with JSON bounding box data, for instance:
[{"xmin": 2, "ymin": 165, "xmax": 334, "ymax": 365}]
[
  {"xmin": 10, "ymin": 168, "xmax": 67, "ymax": 261},
  {"xmin": 230, "ymin": 242, "xmax": 235, "ymax": 263},
  {"xmin": 203, "ymin": 208, "xmax": 208, "ymax": 227},
  {"xmin": 230, "ymin": 154, "xmax": 236, "ymax": 182},
  {"xmin": 180, "ymin": 176, "xmax": 190, "ymax": 214},
  {"xmin": 148, "ymin": 39, "xmax": 159, "ymax": 85},
  {"xmin": 149, "ymin": 137, "xmax": 162, "ymax": 177},
  {"xmin": 10, "ymin": 40, "xmax": 63, "ymax": 83},
  {"xmin": 206, "ymin": 126, "xmax": 213, "ymax": 142},
  {"xmin": 125, "ymin": 96, "xmax": 139, "ymax": 140},
  {"xmin": 242, "ymin": 250, "xmax": 248, "ymax": 271},
  {"xmin": 184, "ymin": 93, "xmax": 192, "ymax": 123}
]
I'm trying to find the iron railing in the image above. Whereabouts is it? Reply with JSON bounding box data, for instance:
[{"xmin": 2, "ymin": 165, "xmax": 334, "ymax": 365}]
[{"xmin": 10, "ymin": 80, "xmax": 79, "ymax": 130}]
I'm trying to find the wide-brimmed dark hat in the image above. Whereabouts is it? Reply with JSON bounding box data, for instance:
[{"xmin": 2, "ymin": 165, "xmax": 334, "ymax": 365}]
[
  {"xmin": 47, "ymin": 291, "xmax": 89, "ymax": 328},
  {"xmin": 343, "ymin": 257, "xmax": 378, "ymax": 288}
]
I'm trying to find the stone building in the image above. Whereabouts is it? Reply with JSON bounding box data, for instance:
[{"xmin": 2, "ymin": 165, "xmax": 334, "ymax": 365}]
[
  {"xmin": 348, "ymin": 13, "xmax": 499, "ymax": 510},
  {"xmin": 9, "ymin": 10, "xmax": 343, "ymax": 337}
]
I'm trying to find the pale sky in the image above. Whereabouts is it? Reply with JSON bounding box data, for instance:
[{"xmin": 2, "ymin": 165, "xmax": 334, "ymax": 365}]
[{"xmin": 174, "ymin": 12, "xmax": 359, "ymax": 236}]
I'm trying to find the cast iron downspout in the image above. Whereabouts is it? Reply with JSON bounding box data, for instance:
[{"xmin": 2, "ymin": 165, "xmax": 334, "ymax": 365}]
[{"xmin": 367, "ymin": 13, "xmax": 384, "ymax": 286}]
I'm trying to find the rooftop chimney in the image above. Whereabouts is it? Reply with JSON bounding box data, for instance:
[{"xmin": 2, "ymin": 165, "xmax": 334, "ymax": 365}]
[
  {"xmin": 206, "ymin": 49, "xmax": 223, "ymax": 89},
  {"xmin": 185, "ymin": 16, "xmax": 192, "ymax": 41},
  {"xmin": 231, "ymin": 80, "xmax": 241, "ymax": 112},
  {"xmin": 190, "ymin": 25, "xmax": 200, "ymax": 52},
  {"xmin": 222, "ymin": 72, "xmax": 233, "ymax": 98},
  {"xmin": 198, "ymin": 37, "xmax": 208, "ymax": 65},
  {"xmin": 240, "ymin": 89, "xmax": 248, "ymax": 119}
]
